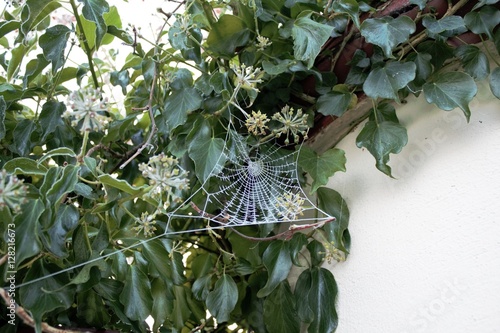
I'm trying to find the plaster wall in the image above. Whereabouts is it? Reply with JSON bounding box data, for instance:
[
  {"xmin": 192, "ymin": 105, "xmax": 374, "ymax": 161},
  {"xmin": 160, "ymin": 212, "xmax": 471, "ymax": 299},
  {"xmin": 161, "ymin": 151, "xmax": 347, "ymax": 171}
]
[{"xmin": 326, "ymin": 81, "xmax": 500, "ymax": 333}]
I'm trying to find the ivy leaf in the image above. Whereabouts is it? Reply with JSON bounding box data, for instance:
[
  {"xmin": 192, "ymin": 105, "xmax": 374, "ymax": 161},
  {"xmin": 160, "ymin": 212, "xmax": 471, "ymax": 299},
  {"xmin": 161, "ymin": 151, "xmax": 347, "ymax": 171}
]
[
  {"xmin": 316, "ymin": 88, "xmax": 355, "ymax": 117},
  {"xmin": 4, "ymin": 157, "xmax": 48, "ymax": 176},
  {"xmin": 172, "ymin": 286, "xmax": 191, "ymax": 329},
  {"xmin": 289, "ymin": 233, "xmax": 308, "ymax": 266},
  {"xmin": 206, "ymin": 274, "xmax": 238, "ymax": 323},
  {"xmin": 19, "ymin": 261, "xmax": 73, "ymax": 332},
  {"xmin": 39, "ymin": 25, "xmax": 70, "ymax": 73},
  {"xmin": 19, "ymin": 0, "xmax": 61, "ymax": 39},
  {"xmin": 119, "ymin": 265, "xmax": 153, "ymax": 322},
  {"xmin": 14, "ymin": 200, "xmax": 44, "ymax": 266},
  {"xmin": 473, "ymin": 0, "xmax": 500, "ymax": 10},
  {"xmin": 422, "ymin": 15, "xmax": 465, "ymax": 34},
  {"xmin": 298, "ymin": 146, "xmax": 346, "ymax": 193},
  {"xmin": 257, "ymin": 241, "xmax": 292, "ymax": 297},
  {"xmin": 44, "ymin": 164, "xmax": 80, "ymax": 209},
  {"xmin": 206, "ymin": 15, "xmax": 250, "ymax": 57},
  {"xmin": 331, "ymin": 0, "xmax": 360, "ymax": 28},
  {"xmin": 0, "ymin": 96, "xmax": 5, "ymax": 140},
  {"xmin": 10, "ymin": 119, "xmax": 35, "ymax": 156},
  {"xmin": 78, "ymin": 0, "xmax": 110, "ymax": 50},
  {"xmin": 188, "ymin": 137, "xmax": 226, "ymax": 182},
  {"xmin": 409, "ymin": 0, "xmax": 428, "ymax": 10},
  {"xmin": 295, "ymin": 267, "xmax": 338, "ymax": 333},
  {"xmin": 23, "ymin": 54, "xmax": 50, "ymax": 88},
  {"xmin": 360, "ymin": 16, "xmax": 416, "ymax": 58},
  {"xmin": 454, "ymin": 45, "xmax": 490, "ymax": 80},
  {"xmin": 263, "ymin": 281, "xmax": 300, "ymax": 333},
  {"xmin": 151, "ymin": 278, "xmax": 173, "ymax": 332},
  {"xmin": 464, "ymin": 5, "xmax": 500, "ymax": 40},
  {"xmin": 291, "ymin": 12, "xmax": 334, "ymax": 68},
  {"xmin": 423, "ymin": 72, "xmax": 477, "ymax": 121},
  {"xmin": 42, "ymin": 204, "xmax": 79, "ymax": 258},
  {"xmin": 7, "ymin": 43, "xmax": 27, "ymax": 83},
  {"xmin": 407, "ymin": 53, "xmax": 433, "ymax": 91},
  {"xmin": 76, "ymin": 290, "xmax": 110, "ymax": 327},
  {"xmin": 317, "ymin": 187, "xmax": 350, "ymax": 252},
  {"xmin": 163, "ymin": 87, "xmax": 202, "ymax": 132},
  {"xmin": 489, "ymin": 67, "xmax": 500, "ymax": 99},
  {"xmin": 37, "ymin": 147, "xmax": 76, "ymax": 166},
  {"xmin": 356, "ymin": 119, "xmax": 408, "ymax": 177},
  {"xmin": 363, "ymin": 61, "xmax": 416, "ymax": 102}
]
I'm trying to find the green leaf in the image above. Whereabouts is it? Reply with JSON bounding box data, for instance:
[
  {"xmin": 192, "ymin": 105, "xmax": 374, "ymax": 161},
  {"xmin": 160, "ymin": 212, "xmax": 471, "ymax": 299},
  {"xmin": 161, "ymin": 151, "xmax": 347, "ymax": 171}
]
[
  {"xmin": 298, "ymin": 146, "xmax": 346, "ymax": 193},
  {"xmin": 454, "ymin": 45, "xmax": 490, "ymax": 80},
  {"xmin": 289, "ymin": 233, "xmax": 308, "ymax": 266},
  {"xmin": 464, "ymin": 5, "xmax": 500, "ymax": 39},
  {"xmin": 0, "ymin": 20, "xmax": 20, "ymax": 39},
  {"xmin": 4, "ymin": 157, "xmax": 48, "ymax": 175},
  {"xmin": 295, "ymin": 267, "xmax": 338, "ymax": 333},
  {"xmin": 263, "ymin": 281, "xmax": 300, "ymax": 333},
  {"xmin": 356, "ymin": 119, "xmax": 408, "ymax": 177},
  {"xmin": 257, "ymin": 241, "xmax": 292, "ymax": 297},
  {"xmin": 39, "ymin": 25, "xmax": 71, "ymax": 73},
  {"xmin": 10, "ymin": 119, "xmax": 35, "ymax": 156},
  {"xmin": 172, "ymin": 285, "xmax": 191, "ymax": 329},
  {"xmin": 423, "ymin": 72, "xmax": 477, "ymax": 121},
  {"xmin": 45, "ymin": 164, "xmax": 80, "ymax": 208},
  {"xmin": 408, "ymin": 53, "xmax": 433, "ymax": 91},
  {"xmin": 20, "ymin": 0, "xmax": 61, "ymax": 39},
  {"xmin": 422, "ymin": 15, "xmax": 465, "ymax": 34},
  {"xmin": 291, "ymin": 13, "xmax": 334, "ymax": 68},
  {"xmin": 191, "ymin": 252, "xmax": 216, "ymax": 279},
  {"xmin": 307, "ymin": 240, "xmax": 326, "ymax": 267},
  {"xmin": 23, "ymin": 54, "xmax": 50, "ymax": 88},
  {"xmin": 0, "ymin": 96, "xmax": 5, "ymax": 140},
  {"xmin": 206, "ymin": 15, "xmax": 250, "ymax": 57},
  {"xmin": 119, "ymin": 265, "xmax": 153, "ymax": 322},
  {"xmin": 192, "ymin": 274, "xmax": 213, "ymax": 301},
  {"xmin": 316, "ymin": 89, "xmax": 354, "ymax": 117},
  {"xmin": 7, "ymin": 43, "xmax": 27, "ymax": 82},
  {"xmin": 489, "ymin": 67, "xmax": 500, "ymax": 99},
  {"xmin": 317, "ymin": 187, "xmax": 350, "ymax": 252},
  {"xmin": 14, "ymin": 200, "xmax": 44, "ymax": 266},
  {"xmin": 98, "ymin": 174, "xmax": 144, "ymax": 195},
  {"xmin": 417, "ymin": 40, "xmax": 454, "ymax": 70},
  {"xmin": 42, "ymin": 204, "xmax": 79, "ymax": 258},
  {"xmin": 77, "ymin": 290, "xmax": 110, "ymax": 327},
  {"xmin": 19, "ymin": 260, "xmax": 73, "ymax": 332},
  {"xmin": 188, "ymin": 137, "xmax": 226, "ymax": 182},
  {"xmin": 331, "ymin": 0, "xmax": 360, "ymax": 28},
  {"xmin": 151, "ymin": 278, "xmax": 173, "ymax": 332},
  {"xmin": 206, "ymin": 274, "xmax": 238, "ymax": 323},
  {"xmin": 409, "ymin": 0, "xmax": 428, "ymax": 10},
  {"xmin": 360, "ymin": 16, "xmax": 416, "ymax": 58},
  {"xmin": 163, "ymin": 87, "xmax": 202, "ymax": 132},
  {"xmin": 142, "ymin": 240, "xmax": 185, "ymax": 285},
  {"xmin": 78, "ymin": 0, "xmax": 110, "ymax": 49},
  {"xmin": 37, "ymin": 147, "xmax": 76, "ymax": 166},
  {"xmin": 363, "ymin": 61, "xmax": 416, "ymax": 102}
]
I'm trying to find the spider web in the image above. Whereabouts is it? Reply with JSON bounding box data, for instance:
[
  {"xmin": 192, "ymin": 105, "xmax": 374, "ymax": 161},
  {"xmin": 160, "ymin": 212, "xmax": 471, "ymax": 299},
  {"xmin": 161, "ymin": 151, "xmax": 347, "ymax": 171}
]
[{"xmin": 168, "ymin": 126, "xmax": 334, "ymax": 228}]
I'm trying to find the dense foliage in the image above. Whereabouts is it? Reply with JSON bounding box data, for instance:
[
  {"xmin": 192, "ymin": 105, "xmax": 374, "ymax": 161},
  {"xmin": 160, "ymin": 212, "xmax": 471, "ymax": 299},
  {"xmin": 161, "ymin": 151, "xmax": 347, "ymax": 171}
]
[{"xmin": 0, "ymin": 0, "xmax": 499, "ymax": 332}]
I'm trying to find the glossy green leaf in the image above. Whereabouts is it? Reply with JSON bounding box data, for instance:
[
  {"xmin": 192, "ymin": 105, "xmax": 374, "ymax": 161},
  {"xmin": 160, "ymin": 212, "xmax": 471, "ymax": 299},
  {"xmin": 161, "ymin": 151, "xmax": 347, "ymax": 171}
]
[
  {"xmin": 14, "ymin": 200, "xmax": 44, "ymax": 266},
  {"xmin": 331, "ymin": 0, "xmax": 360, "ymax": 28},
  {"xmin": 119, "ymin": 265, "xmax": 153, "ymax": 322},
  {"xmin": 19, "ymin": 260, "xmax": 73, "ymax": 332},
  {"xmin": 263, "ymin": 281, "xmax": 300, "ymax": 333},
  {"xmin": 464, "ymin": 5, "xmax": 500, "ymax": 39},
  {"xmin": 257, "ymin": 241, "xmax": 292, "ymax": 297},
  {"xmin": 0, "ymin": 20, "xmax": 20, "ymax": 39},
  {"xmin": 356, "ymin": 119, "xmax": 408, "ymax": 177},
  {"xmin": 361, "ymin": 16, "xmax": 415, "ymax": 58},
  {"xmin": 43, "ymin": 204, "xmax": 79, "ymax": 258},
  {"xmin": 20, "ymin": 0, "xmax": 61, "ymax": 39},
  {"xmin": 78, "ymin": 0, "xmax": 110, "ymax": 49},
  {"xmin": 409, "ymin": 0, "xmax": 428, "ymax": 10},
  {"xmin": 298, "ymin": 146, "xmax": 346, "ymax": 193},
  {"xmin": 23, "ymin": 54, "xmax": 50, "ymax": 88},
  {"xmin": 423, "ymin": 72, "xmax": 477, "ymax": 121},
  {"xmin": 289, "ymin": 233, "xmax": 308, "ymax": 266},
  {"xmin": 316, "ymin": 89, "xmax": 354, "ymax": 117},
  {"xmin": 188, "ymin": 136, "xmax": 226, "ymax": 182},
  {"xmin": 307, "ymin": 240, "xmax": 326, "ymax": 267},
  {"xmin": 422, "ymin": 15, "xmax": 465, "ymax": 34},
  {"xmin": 10, "ymin": 119, "xmax": 35, "ymax": 156},
  {"xmin": 7, "ymin": 43, "xmax": 27, "ymax": 82},
  {"xmin": 291, "ymin": 13, "xmax": 334, "ymax": 68},
  {"xmin": 363, "ymin": 61, "xmax": 416, "ymax": 102},
  {"xmin": 98, "ymin": 174, "xmax": 144, "ymax": 195},
  {"xmin": 77, "ymin": 289, "xmax": 110, "ymax": 327},
  {"xmin": 295, "ymin": 267, "xmax": 338, "ymax": 333},
  {"xmin": 408, "ymin": 52, "xmax": 433, "ymax": 91},
  {"xmin": 417, "ymin": 40, "xmax": 454, "ymax": 70},
  {"xmin": 37, "ymin": 147, "xmax": 76, "ymax": 166},
  {"xmin": 489, "ymin": 67, "xmax": 500, "ymax": 99},
  {"xmin": 455, "ymin": 45, "xmax": 490, "ymax": 80},
  {"xmin": 206, "ymin": 274, "xmax": 238, "ymax": 323},
  {"xmin": 163, "ymin": 87, "xmax": 202, "ymax": 132},
  {"xmin": 4, "ymin": 157, "xmax": 48, "ymax": 175},
  {"xmin": 172, "ymin": 285, "xmax": 191, "ymax": 329},
  {"xmin": 45, "ymin": 164, "xmax": 80, "ymax": 208},
  {"xmin": 317, "ymin": 187, "xmax": 350, "ymax": 252},
  {"xmin": 192, "ymin": 274, "xmax": 213, "ymax": 301},
  {"xmin": 206, "ymin": 15, "xmax": 250, "ymax": 56},
  {"xmin": 151, "ymin": 278, "xmax": 173, "ymax": 332},
  {"xmin": 0, "ymin": 96, "xmax": 5, "ymax": 140},
  {"xmin": 39, "ymin": 25, "xmax": 71, "ymax": 73},
  {"xmin": 191, "ymin": 252, "xmax": 216, "ymax": 278}
]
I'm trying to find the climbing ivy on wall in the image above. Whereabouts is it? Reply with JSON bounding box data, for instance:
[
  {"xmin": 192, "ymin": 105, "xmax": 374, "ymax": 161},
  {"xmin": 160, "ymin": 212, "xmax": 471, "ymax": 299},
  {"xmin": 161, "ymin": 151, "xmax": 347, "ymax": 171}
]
[{"xmin": 0, "ymin": 0, "xmax": 498, "ymax": 332}]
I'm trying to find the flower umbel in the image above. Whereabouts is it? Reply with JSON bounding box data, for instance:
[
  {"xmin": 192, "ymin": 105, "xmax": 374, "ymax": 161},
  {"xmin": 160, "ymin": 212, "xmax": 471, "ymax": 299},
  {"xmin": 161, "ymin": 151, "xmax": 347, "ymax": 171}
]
[
  {"xmin": 232, "ymin": 64, "xmax": 263, "ymax": 92},
  {"xmin": 139, "ymin": 153, "xmax": 190, "ymax": 207},
  {"xmin": 272, "ymin": 105, "xmax": 309, "ymax": 144},
  {"xmin": 256, "ymin": 35, "xmax": 272, "ymax": 51},
  {"xmin": 64, "ymin": 88, "xmax": 110, "ymax": 134},
  {"xmin": 133, "ymin": 212, "xmax": 157, "ymax": 237},
  {"xmin": 276, "ymin": 192, "xmax": 305, "ymax": 221},
  {"xmin": 245, "ymin": 110, "xmax": 270, "ymax": 136},
  {"xmin": 0, "ymin": 170, "xmax": 28, "ymax": 213}
]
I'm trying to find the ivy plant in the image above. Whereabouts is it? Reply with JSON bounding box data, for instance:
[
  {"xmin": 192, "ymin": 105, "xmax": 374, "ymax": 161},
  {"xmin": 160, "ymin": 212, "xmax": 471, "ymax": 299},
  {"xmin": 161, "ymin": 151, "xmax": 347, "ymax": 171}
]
[{"xmin": 0, "ymin": 0, "xmax": 499, "ymax": 332}]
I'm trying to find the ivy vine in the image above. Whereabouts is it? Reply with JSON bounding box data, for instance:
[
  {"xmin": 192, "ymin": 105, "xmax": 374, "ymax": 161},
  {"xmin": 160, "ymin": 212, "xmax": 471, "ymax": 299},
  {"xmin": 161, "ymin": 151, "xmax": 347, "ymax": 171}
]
[{"xmin": 0, "ymin": 0, "xmax": 498, "ymax": 332}]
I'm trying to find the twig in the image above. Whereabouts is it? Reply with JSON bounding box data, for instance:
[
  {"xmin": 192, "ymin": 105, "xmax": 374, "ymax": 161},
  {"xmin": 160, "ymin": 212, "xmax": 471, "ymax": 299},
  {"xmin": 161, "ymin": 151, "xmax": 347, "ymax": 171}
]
[{"xmin": 0, "ymin": 288, "xmax": 85, "ymax": 333}]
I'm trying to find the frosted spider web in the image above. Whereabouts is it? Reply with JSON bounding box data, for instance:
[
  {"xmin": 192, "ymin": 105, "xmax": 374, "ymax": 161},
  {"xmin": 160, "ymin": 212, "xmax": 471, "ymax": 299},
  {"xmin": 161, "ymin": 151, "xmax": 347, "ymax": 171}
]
[{"xmin": 167, "ymin": 124, "xmax": 335, "ymax": 229}]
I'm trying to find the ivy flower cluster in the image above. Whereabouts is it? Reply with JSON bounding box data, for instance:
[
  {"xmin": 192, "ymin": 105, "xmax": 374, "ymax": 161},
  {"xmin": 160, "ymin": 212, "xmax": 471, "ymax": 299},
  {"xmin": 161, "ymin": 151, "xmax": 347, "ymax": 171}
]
[
  {"xmin": 276, "ymin": 192, "xmax": 305, "ymax": 221},
  {"xmin": 63, "ymin": 87, "xmax": 110, "ymax": 134},
  {"xmin": 133, "ymin": 211, "xmax": 158, "ymax": 238},
  {"xmin": 139, "ymin": 153, "xmax": 190, "ymax": 207},
  {"xmin": 272, "ymin": 105, "xmax": 309, "ymax": 144},
  {"xmin": 232, "ymin": 64, "xmax": 263, "ymax": 93},
  {"xmin": 245, "ymin": 110, "xmax": 270, "ymax": 136},
  {"xmin": 0, "ymin": 170, "xmax": 28, "ymax": 213},
  {"xmin": 256, "ymin": 35, "xmax": 272, "ymax": 51}
]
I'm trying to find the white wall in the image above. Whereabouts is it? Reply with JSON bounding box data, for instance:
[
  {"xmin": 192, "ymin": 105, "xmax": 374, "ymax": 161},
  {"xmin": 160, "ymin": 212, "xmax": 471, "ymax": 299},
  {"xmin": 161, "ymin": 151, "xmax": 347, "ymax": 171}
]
[{"xmin": 325, "ymin": 81, "xmax": 500, "ymax": 333}]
